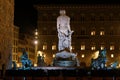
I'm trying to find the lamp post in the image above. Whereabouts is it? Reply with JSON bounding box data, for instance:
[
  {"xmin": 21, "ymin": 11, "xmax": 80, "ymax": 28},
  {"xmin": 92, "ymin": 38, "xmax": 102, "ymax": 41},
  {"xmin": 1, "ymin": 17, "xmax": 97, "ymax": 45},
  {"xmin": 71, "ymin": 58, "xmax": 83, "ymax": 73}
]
[{"xmin": 34, "ymin": 29, "xmax": 38, "ymax": 64}]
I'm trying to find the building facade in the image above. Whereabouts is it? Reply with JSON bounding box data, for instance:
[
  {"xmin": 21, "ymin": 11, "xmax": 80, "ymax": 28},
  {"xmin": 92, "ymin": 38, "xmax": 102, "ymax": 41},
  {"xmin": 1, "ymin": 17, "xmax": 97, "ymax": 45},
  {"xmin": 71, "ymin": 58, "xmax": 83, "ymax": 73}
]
[
  {"xmin": 12, "ymin": 26, "xmax": 19, "ymax": 65},
  {"xmin": 35, "ymin": 4, "xmax": 120, "ymax": 67},
  {"xmin": 17, "ymin": 33, "xmax": 35, "ymax": 67},
  {"xmin": 0, "ymin": 0, "xmax": 14, "ymax": 69},
  {"xmin": 11, "ymin": 26, "xmax": 35, "ymax": 67}
]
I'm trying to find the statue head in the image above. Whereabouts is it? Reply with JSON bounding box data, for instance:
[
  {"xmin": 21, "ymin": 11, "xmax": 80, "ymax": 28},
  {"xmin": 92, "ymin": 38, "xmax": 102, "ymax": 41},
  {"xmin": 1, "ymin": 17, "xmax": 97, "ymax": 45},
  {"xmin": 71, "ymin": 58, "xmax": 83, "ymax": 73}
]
[{"xmin": 60, "ymin": 10, "xmax": 66, "ymax": 15}]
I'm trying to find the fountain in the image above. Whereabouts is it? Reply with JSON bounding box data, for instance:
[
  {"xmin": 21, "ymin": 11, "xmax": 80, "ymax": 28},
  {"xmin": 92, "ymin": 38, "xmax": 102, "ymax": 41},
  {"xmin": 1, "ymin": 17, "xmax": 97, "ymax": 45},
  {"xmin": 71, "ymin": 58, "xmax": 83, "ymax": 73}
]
[
  {"xmin": 52, "ymin": 10, "xmax": 79, "ymax": 67},
  {"xmin": 91, "ymin": 49, "xmax": 107, "ymax": 70},
  {"xmin": 19, "ymin": 48, "xmax": 32, "ymax": 70}
]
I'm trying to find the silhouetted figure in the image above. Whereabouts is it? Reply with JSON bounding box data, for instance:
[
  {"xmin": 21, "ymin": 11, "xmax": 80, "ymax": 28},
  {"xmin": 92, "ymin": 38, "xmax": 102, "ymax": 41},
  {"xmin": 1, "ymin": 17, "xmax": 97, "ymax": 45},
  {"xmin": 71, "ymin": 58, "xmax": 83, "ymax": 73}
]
[
  {"xmin": 1, "ymin": 64, "xmax": 6, "ymax": 79},
  {"xmin": 12, "ymin": 61, "xmax": 17, "ymax": 70}
]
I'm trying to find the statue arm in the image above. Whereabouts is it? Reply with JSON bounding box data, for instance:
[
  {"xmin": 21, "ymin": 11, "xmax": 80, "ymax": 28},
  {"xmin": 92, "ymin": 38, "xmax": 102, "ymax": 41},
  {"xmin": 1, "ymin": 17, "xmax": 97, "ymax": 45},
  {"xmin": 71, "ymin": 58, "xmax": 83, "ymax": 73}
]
[
  {"xmin": 67, "ymin": 18, "xmax": 74, "ymax": 34},
  {"xmin": 57, "ymin": 18, "xmax": 60, "ymax": 32},
  {"xmin": 67, "ymin": 18, "xmax": 71, "ymax": 32}
]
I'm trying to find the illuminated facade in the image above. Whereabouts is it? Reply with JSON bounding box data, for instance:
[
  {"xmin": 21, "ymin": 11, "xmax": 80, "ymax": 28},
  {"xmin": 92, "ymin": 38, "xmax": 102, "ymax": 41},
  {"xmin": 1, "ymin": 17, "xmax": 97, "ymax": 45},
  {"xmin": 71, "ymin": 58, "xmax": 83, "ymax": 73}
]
[
  {"xmin": 0, "ymin": 0, "xmax": 14, "ymax": 69},
  {"xmin": 12, "ymin": 26, "xmax": 19, "ymax": 64},
  {"xmin": 35, "ymin": 4, "xmax": 120, "ymax": 67},
  {"xmin": 17, "ymin": 33, "xmax": 35, "ymax": 67},
  {"xmin": 12, "ymin": 26, "xmax": 35, "ymax": 67}
]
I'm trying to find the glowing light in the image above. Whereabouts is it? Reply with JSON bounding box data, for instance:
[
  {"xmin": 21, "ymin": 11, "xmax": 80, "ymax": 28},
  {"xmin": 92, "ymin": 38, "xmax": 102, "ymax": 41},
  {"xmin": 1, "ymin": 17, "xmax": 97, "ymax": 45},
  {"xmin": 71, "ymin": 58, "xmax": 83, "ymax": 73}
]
[
  {"xmin": 100, "ymin": 31, "xmax": 105, "ymax": 36},
  {"xmin": 34, "ymin": 64, "xmax": 37, "ymax": 67},
  {"xmin": 110, "ymin": 45, "xmax": 114, "ymax": 50},
  {"xmin": 81, "ymin": 45, "xmax": 85, "ymax": 50},
  {"xmin": 100, "ymin": 45, "xmax": 104, "ymax": 50},
  {"xmin": 35, "ymin": 32, "xmax": 38, "ymax": 35},
  {"xmin": 35, "ymin": 29, "xmax": 38, "ymax": 35},
  {"xmin": 44, "ymin": 54, "xmax": 46, "ymax": 58},
  {"xmin": 34, "ymin": 40, "xmax": 38, "ymax": 44},
  {"xmin": 70, "ymin": 46, "xmax": 73, "ymax": 50},
  {"xmin": 17, "ymin": 63, "xmax": 20, "ymax": 67},
  {"xmin": 52, "ymin": 45, "xmax": 56, "ymax": 50},
  {"xmin": 43, "ymin": 45, "xmax": 47, "ymax": 50},
  {"xmin": 91, "ymin": 46, "xmax": 96, "ymax": 50},
  {"xmin": 53, "ymin": 54, "xmax": 55, "ymax": 58},
  {"xmin": 118, "ymin": 64, "xmax": 120, "ymax": 68},
  {"xmin": 37, "ymin": 51, "xmax": 42, "ymax": 56},
  {"xmin": 92, "ymin": 51, "xmax": 99, "ymax": 59},
  {"xmin": 81, "ymin": 54, "xmax": 85, "ymax": 58},
  {"xmin": 91, "ymin": 31, "xmax": 95, "ymax": 36},
  {"xmin": 111, "ymin": 54, "xmax": 114, "ymax": 58}
]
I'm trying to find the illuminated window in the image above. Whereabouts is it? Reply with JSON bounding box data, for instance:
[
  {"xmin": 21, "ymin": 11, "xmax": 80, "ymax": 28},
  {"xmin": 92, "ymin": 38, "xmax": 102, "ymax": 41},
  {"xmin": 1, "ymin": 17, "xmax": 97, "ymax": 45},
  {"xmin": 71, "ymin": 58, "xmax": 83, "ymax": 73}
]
[
  {"xmin": 111, "ymin": 54, "xmax": 114, "ymax": 58},
  {"xmin": 35, "ymin": 29, "xmax": 38, "ymax": 35},
  {"xmin": 17, "ymin": 63, "xmax": 20, "ymax": 67},
  {"xmin": 110, "ymin": 45, "xmax": 114, "ymax": 50},
  {"xmin": 91, "ymin": 31, "xmax": 95, "ymax": 36},
  {"xmin": 43, "ymin": 45, "xmax": 47, "ymax": 50},
  {"xmin": 44, "ymin": 54, "xmax": 46, "ymax": 58},
  {"xmin": 53, "ymin": 54, "xmax": 55, "ymax": 58},
  {"xmin": 100, "ymin": 45, "xmax": 105, "ymax": 50},
  {"xmin": 34, "ymin": 40, "xmax": 38, "ymax": 45},
  {"xmin": 81, "ymin": 54, "xmax": 85, "ymax": 58},
  {"xmin": 70, "ymin": 46, "xmax": 73, "ymax": 50},
  {"xmin": 52, "ymin": 45, "xmax": 56, "ymax": 50},
  {"xmin": 12, "ymin": 54, "xmax": 18, "ymax": 62},
  {"xmin": 81, "ymin": 45, "xmax": 85, "ymax": 50},
  {"xmin": 37, "ymin": 51, "xmax": 42, "ymax": 56},
  {"xmin": 35, "ymin": 32, "xmax": 38, "ymax": 35},
  {"xmin": 70, "ymin": 46, "xmax": 74, "ymax": 50},
  {"xmin": 91, "ymin": 46, "xmax": 96, "ymax": 50},
  {"xmin": 35, "ymin": 36, "xmax": 38, "ymax": 39},
  {"xmin": 34, "ymin": 64, "xmax": 37, "ymax": 67},
  {"xmin": 100, "ymin": 31, "xmax": 105, "ymax": 36}
]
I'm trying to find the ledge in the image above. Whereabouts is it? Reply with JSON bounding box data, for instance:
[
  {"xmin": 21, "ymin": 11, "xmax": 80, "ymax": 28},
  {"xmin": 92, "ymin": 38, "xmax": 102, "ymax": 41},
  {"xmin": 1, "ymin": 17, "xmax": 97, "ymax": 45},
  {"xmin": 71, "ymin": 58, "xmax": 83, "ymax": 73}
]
[{"xmin": 5, "ymin": 67, "xmax": 120, "ymax": 77}]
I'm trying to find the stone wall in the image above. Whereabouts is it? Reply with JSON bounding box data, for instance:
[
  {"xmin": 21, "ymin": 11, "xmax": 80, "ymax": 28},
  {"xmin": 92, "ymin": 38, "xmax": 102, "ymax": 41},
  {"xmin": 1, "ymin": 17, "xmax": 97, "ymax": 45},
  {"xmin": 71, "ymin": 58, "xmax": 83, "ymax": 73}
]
[{"xmin": 0, "ymin": 0, "xmax": 14, "ymax": 69}]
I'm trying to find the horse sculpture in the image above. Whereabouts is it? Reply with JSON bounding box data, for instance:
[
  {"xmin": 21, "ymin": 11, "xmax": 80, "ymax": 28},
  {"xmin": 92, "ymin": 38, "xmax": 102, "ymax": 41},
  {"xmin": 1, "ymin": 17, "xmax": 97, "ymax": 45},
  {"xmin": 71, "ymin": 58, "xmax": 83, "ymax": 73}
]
[{"xmin": 91, "ymin": 49, "xmax": 107, "ymax": 70}]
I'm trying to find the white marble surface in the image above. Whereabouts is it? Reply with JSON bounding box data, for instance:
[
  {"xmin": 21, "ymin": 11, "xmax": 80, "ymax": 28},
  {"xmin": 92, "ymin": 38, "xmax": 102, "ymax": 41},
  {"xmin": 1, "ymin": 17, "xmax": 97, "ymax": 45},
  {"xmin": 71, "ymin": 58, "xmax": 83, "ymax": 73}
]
[{"xmin": 57, "ymin": 10, "xmax": 73, "ymax": 51}]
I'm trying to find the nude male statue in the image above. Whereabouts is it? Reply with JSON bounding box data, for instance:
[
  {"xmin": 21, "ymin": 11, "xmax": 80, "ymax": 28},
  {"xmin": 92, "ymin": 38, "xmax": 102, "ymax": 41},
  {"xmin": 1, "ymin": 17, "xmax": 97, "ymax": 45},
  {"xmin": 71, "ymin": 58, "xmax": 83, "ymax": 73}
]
[{"xmin": 57, "ymin": 10, "xmax": 73, "ymax": 51}]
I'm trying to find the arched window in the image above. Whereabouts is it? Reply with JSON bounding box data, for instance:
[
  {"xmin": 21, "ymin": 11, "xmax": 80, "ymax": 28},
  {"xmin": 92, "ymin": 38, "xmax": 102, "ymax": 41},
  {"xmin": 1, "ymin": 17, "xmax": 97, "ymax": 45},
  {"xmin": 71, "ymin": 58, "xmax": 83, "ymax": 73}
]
[
  {"xmin": 100, "ymin": 28, "xmax": 105, "ymax": 36},
  {"xmin": 110, "ymin": 27, "xmax": 114, "ymax": 35},
  {"xmin": 90, "ymin": 13, "xmax": 96, "ymax": 21},
  {"xmin": 109, "ymin": 13, "xmax": 113, "ymax": 21},
  {"xmin": 80, "ymin": 14, "xmax": 85, "ymax": 22},
  {"xmin": 99, "ymin": 14, "xmax": 105, "ymax": 21},
  {"xmin": 80, "ymin": 28, "xmax": 86, "ymax": 35}
]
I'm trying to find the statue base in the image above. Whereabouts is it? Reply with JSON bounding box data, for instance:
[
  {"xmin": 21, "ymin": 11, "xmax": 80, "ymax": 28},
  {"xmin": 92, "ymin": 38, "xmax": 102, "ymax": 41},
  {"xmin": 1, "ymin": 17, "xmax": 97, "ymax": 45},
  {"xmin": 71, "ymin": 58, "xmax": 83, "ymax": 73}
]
[
  {"xmin": 52, "ymin": 50, "xmax": 79, "ymax": 67},
  {"xmin": 54, "ymin": 61, "xmax": 76, "ymax": 67}
]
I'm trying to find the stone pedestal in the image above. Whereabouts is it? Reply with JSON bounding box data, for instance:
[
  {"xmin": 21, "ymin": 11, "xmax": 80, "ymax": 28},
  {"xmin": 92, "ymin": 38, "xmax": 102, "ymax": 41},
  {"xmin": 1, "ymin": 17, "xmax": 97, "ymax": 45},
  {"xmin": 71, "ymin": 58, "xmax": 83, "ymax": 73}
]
[{"xmin": 53, "ymin": 50, "xmax": 79, "ymax": 67}]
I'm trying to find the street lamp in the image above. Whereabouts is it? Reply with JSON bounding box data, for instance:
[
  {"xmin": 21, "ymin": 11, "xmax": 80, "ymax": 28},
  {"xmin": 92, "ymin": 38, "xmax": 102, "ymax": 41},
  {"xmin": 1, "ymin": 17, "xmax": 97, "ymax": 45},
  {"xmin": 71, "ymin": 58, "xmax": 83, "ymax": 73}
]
[
  {"xmin": 34, "ymin": 29, "xmax": 39, "ymax": 64},
  {"xmin": 34, "ymin": 40, "xmax": 38, "ymax": 45}
]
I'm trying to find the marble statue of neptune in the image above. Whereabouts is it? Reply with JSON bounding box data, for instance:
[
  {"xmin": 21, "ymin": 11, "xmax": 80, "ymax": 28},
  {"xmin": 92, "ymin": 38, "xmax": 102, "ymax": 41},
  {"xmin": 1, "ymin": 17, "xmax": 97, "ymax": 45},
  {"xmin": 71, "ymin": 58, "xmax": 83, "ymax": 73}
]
[{"xmin": 57, "ymin": 10, "xmax": 73, "ymax": 51}]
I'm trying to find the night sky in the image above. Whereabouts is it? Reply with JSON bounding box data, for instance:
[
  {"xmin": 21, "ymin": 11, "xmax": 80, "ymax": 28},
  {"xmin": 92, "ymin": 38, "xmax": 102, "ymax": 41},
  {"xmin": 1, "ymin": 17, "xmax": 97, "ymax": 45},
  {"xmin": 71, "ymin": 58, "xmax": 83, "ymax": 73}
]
[
  {"xmin": 14, "ymin": 0, "xmax": 37, "ymax": 34},
  {"xmin": 14, "ymin": 0, "xmax": 119, "ymax": 34}
]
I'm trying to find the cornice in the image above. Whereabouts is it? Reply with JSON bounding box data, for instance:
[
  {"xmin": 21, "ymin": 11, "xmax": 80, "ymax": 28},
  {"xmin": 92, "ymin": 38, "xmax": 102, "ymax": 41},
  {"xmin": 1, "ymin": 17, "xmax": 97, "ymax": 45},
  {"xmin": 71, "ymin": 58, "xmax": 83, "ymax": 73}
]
[{"xmin": 34, "ymin": 4, "xmax": 120, "ymax": 10}]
